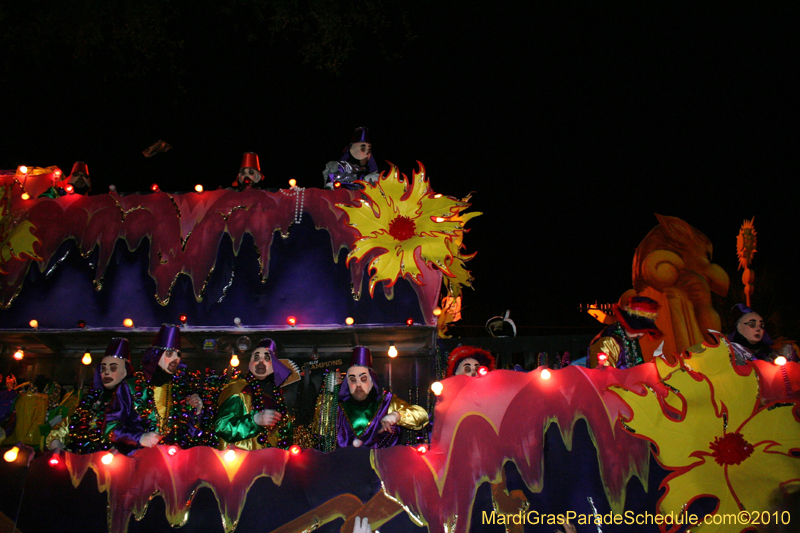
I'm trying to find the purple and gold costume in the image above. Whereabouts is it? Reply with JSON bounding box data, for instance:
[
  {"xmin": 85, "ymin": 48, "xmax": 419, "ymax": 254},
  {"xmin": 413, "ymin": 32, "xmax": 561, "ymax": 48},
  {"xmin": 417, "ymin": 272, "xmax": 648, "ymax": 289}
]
[
  {"xmin": 105, "ymin": 325, "xmax": 202, "ymax": 451},
  {"xmin": 337, "ymin": 347, "xmax": 428, "ymax": 449}
]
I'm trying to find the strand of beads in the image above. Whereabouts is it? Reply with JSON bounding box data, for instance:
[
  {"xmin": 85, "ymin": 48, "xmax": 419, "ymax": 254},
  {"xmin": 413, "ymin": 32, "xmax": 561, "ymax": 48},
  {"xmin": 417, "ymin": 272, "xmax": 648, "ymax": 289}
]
[
  {"xmin": 246, "ymin": 374, "xmax": 291, "ymax": 449},
  {"xmin": 279, "ymin": 186, "xmax": 305, "ymax": 224}
]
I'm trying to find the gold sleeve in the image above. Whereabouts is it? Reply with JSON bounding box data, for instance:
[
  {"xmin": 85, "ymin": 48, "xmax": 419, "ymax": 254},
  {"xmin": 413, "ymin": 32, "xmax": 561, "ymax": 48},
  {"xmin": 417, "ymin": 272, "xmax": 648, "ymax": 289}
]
[
  {"xmin": 388, "ymin": 396, "xmax": 429, "ymax": 431},
  {"xmin": 45, "ymin": 416, "xmax": 70, "ymax": 447}
]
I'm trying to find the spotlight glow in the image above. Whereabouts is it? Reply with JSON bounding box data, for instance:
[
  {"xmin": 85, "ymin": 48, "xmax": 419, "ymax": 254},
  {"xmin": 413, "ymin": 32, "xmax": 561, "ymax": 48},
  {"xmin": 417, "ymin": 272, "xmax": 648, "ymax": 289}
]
[
  {"xmin": 388, "ymin": 344, "xmax": 398, "ymax": 358},
  {"xmin": 194, "ymin": 184, "xmax": 203, "ymax": 193},
  {"xmin": 167, "ymin": 446, "xmax": 179, "ymax": 456},
  {"xmin": 65, "ymin": 184, "xmax": 74, "ymax": 194},
  {"xmin": 13, "ymin": 350, "xmax": 23, "ymax": 361},
  {"xmin": 288, "ymin": 179, "xmax": 297, "ymax": 188},
  {"xmin": 49, "ymin": 455, "xmax": 60, "ymax": 466},
  {"xmin": 151, "ymin": 183, "xmax": 159, "ymax": 192},
  {"xmin": 21, "ymin": 192, "xmax": 30, "ymax": 200},
  {"xmin": 415, "ymin": 444, "xmax": 428, "ymax": 454},
  {"xmin": 289, "ymin": 444, "xmax": 301, "ymax": 455},
  {"xmin": 541, "ymin": 369, "xmax": 552, "ymax": 380},
  {"xmin": 230, "ymin": 354, "xmax": 240, "ymax": 367},
  {"xmin": 101, "ymin": 452, "xmax": 114, "ymax": 465},
  {"xmin": 775, "ymin": 356, "xmax": 787, "ymax": 366},
  {"xmin": 287, "ymin": 316, "xmax": 297, "ymax": 326},
  {"xmin": 123, "ymin": 318, "xmax": 134, "ymax": 328},
  {"xmin": 477, "ymin": 366, "xmax": 489, "ymax": 377},
  {"xmin": 432, "ymin": 307, "xmax": 442, "ymax": 317},
  {"xmin": 29, "ymin": 319, "xmax": 38, "ymax": 328},
  {"xmin": 19, "ymin": 166, "xmax": 28, "ymax": 174},
  {"xmin": 431, "ymin": 381, "xmax": 443, "ymax": 396},
  {"xmin": 345, "ymin": 317, "xmax": 354, "ymax": 325},
  {"xmin": 82, "ymin": 352, "xmax": 92, "ymax": 365},
  {"xmin": 224, "ymin": 449, "xmax": 236, "ymax": 462}
]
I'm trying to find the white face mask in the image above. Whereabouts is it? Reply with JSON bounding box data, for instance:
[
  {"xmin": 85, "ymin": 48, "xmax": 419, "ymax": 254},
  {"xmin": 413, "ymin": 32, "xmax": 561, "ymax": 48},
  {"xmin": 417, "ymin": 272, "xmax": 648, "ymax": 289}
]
[
  {"xmin": 158, "ymin": 349, "xmax": 181, "ymax": 374},
  {"xmin": 249, "ymin": 348, "xmax": 274, "ymax": 379},
  {"xmin": 100, "ymin": 356, "xmax": 127, "ymax": 389},
  {"xmin": 349, "ymin": 143, "xmax": 372, "ymax": 163},
  {"xmin": 455, "ymin": 357, "xmax": 481, "ymax": 377},
  {"xmin": 737, "ymin": 312, "xmax": 765, "ymax": 343},
  {"xmin": 347, "ymin": 366, "xmax": 373, "ymax": 401},
  {"xmin": 238, "ymin": 167, "xmax": 263, "ymax": 184}
]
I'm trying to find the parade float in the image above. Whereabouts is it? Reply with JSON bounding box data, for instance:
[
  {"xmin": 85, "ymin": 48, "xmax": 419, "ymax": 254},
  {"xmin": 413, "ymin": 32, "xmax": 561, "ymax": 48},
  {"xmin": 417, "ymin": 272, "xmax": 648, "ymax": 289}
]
[{"xmin": 1, "ymin": 165, "xmax": 799, "ymax": 533}]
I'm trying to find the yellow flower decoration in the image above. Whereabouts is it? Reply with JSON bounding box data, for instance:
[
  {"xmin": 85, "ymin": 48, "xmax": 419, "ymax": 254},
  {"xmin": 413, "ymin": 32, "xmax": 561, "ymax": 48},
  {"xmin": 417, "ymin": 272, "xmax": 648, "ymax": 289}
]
[
  {"xmin": 612, "ymin": 338, "xmax": 800, "ymax": 532},
  {"xmin": 0, "ymin": 184, "xmax": 42, "ymax": 274},
  {"xmin": 337, "ymin": 164, "xmax": 480, "ymax": 297}
]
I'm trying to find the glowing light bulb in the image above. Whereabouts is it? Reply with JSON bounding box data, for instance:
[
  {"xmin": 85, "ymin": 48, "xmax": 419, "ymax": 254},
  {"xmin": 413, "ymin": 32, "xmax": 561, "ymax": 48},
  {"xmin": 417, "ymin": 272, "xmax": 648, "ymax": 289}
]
[
  {"xmin": 289, "ymin": 444, "xmax": 301, "ymax": 455},
  {"xmin": 13, "ymin": 350, "xmax": 23, "ymax": 361},
  {"xmin": 432, "ymin": 307, "xmax": 442, "ymax": 317},
  {"xmin": 21, "ymin": 192, "xmax": 30, "ymax": 200},
  {"xmin": 431, "ymin": 382, "xmax": 443, "ymax": 396},
  {"xmin": 19, "ymin": 166, "xmax": 28, "ymax": 174},
  {"xmin": 406, "ymin": 318, "xmax": 414, "ymax": 326},
  {"xmin": 435, "ymin": 217, "xmax": 444, "ymax": 222},
  {"xmin": 287, "ymin": 316, "xmax": 297, "ymax": 326},
  {"xmin": 541, "ymin": 369, "xmax": 552, "ymax": 380},
  {"xmin": 597, "ymin": 353, "xmax": 608, "ymax": 365},
  {"xmin": 388, "ymin": 344, "xmax": 398, "ymax": 358},
  {"xmin": 333, "ymin": 181, "xmax": 341, "ymax": 188},
  {"xmin": 194, "ymin": 184, "xmax": 203, "ymax": 193},
  {"xmin": 167, "ymin": 446, "xmax": 179, "ymax": 456},
  {"xmin": 123, "ymin": 318, "xmax": 134, "ymax": 328},
  {"xmin": 54, "ymin": 169, "xmax": 62, "ymax": 177},
  {"xmin": 179, "ymin": 314, "xmax": 188, "ymax": 324},
  {"xmin": 109, "ymin": 185, "xmax": 116, "ymax": 192},
  {"xmin": 234, "ymin": 317, "xmax": 241, "ymax": 326},
  {"xmin": 288, "ymin": 179, "xmax": 297, "ymax": 188},
  {"xmin": 4, "ymin": 446, "xmax": 19, "ymax": 462},
  {"xmin": 29, "ymin": 319, "xmax": 38, "ymax": 328},
  {"xmin": 49, "ymin": 455, "xmax": 60, "ymax": 467},
  {"xmin": 433, "ymin": 193, "xmax": 442, "ymax": 198},
  {"xmin": 230, "ymin": 354, "xmax": 240, "ymax": 367},
  {"xmin": 775, "ymin": 356, "xmax": 787, "ymax": 366},
  {"xmin": 65, "ymin": 184, "xmax": 74, "ymax": 194},
  {"xmin": 345, "ymin": 317, "xmax": 354, "ymax": 325},
  {"xmin": 224, "ymin": 449, "xmax": 236, "ymax": 462},
  {"xmin": 101, "ymin": 452, "xmax": 114, "ymax": 465},
  {"xmin": 77, "ymin": 319, "xmax": 86, "ymax": 328},
  {"xmin": 415, "ymin": 444, "xmax": 428, "ymax": 454},
  {"xmin": 151, "ymin": 183, "xmax": 159, "ymax": 192},
  {"xmin": 477, "ymin": 366, "xmax": 489, "ymax": 377},
  {"xmin": 82, "ymin": 352, "xmax": 92, "ymax": 365}
]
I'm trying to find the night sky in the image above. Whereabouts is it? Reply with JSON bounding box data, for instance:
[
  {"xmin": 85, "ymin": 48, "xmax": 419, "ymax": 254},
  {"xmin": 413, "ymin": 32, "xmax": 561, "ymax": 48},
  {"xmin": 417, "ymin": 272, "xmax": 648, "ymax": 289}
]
[{"xmin": 3, "ymin": 2, "xmax": 799, "ymax": 338}]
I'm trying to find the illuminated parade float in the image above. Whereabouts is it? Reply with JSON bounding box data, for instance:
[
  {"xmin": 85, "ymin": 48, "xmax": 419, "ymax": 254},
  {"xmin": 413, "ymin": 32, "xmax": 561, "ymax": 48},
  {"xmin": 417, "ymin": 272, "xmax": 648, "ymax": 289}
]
[{"xmin": 1, "ymin": 164, "xmax": 798, "ymax": 533}]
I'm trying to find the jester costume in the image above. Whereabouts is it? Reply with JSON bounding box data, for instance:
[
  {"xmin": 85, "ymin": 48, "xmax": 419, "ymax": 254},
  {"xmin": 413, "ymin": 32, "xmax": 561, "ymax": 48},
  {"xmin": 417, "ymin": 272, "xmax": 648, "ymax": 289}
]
[
  {"xmin": 588, "ymin": 296, "xmax": 662, "ymax": 369},
  {"xmin": 337, "ymin": 347, "xmax": 428, "ymax": 449},
  {"xmin": 105, "ymin": 325, "xmax": 203, "ymax": 451},
  {"xmin": 47, "ymin": 338, "xmax": 133, "ymax": 453},
  {"xmin": 215, "ymin": 339, "xmax": 297, "ymax": 450}
]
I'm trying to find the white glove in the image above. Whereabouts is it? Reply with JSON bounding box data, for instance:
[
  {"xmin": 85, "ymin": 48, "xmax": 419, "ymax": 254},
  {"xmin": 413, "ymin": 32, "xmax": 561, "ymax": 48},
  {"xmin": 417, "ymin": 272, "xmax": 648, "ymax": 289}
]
[
  {"xmin": 378, "ymin": 412, "xmax": 401, "ymax": 433},
  {"xmin": 352, "ymin": 516, "xmax": 371, "ymax": 533},
  {"xmin": 139, "ymin": 432, "xmax": 163, "ymax": 448},
  {"xmin": 254, "ymin": 409, "xmax": 282, "ymax": 427}
]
